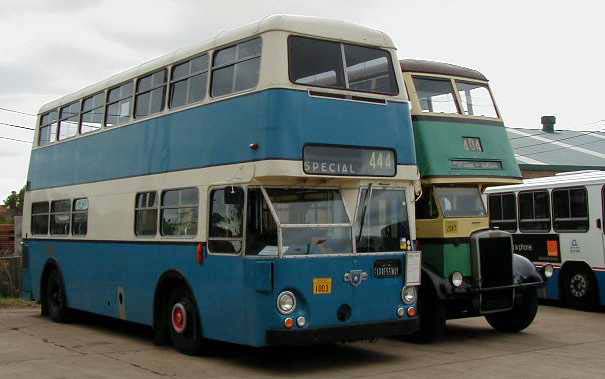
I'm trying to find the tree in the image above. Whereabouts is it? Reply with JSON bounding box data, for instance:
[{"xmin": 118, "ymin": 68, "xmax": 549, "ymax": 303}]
[{"xmin": 3, "ymin": 186, "xmax": 25, "ymax": 217}]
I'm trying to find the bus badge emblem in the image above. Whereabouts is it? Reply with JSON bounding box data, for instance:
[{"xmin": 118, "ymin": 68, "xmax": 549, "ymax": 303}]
[{"xmin": 344, "ymin": 270, "xmax": 368, "ymax": 287}]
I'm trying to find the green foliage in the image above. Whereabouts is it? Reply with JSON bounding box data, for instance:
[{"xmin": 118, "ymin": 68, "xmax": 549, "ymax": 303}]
[{"xmin": 2, "ymin": 186, "xmax": 25, "ymax": 217}]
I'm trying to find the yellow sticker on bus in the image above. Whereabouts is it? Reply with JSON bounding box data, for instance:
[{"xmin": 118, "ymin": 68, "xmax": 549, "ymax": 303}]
[{"xmin": 313, "ymin": 278, "xmax": 332, "ymax": 295}]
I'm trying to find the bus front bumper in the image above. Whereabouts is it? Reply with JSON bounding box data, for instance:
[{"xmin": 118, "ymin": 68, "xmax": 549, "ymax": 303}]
[{"xmin": 266, "ymin": 318, "xmax": 419, "ymax": 346}]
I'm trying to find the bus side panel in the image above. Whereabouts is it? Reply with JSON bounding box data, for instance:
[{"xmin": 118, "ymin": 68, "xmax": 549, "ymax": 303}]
[{"xmin": 26, "ymin": 240, "xmax": 204, "ymax": 327}]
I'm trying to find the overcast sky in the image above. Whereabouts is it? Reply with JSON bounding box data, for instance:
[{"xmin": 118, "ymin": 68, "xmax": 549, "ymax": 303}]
[{"xmin": 0, "ymin": 0, "xmax": 603, "ymax": 200}]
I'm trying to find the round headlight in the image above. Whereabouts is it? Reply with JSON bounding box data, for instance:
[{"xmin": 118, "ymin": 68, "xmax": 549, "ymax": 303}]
[
  {"xmin": 544, "ymin": 264, "xmax": 554, "ymax": 279},
  {"xmin": 277, "ymin": 291, "xmax": 296, "ymax": 315},
  {"xmin": 401, "ymin": 286, "xmax": 417, "ymax": 304},
  {"xmin": 451, "ymin": 271, "xmax": 464, "ymax": 288}
]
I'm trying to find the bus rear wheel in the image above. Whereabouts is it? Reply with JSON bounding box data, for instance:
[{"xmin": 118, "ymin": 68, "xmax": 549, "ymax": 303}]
[
  {"xmin": 563, "ymin": 268, "xmax": 597, "ymax": 310},
  {"xmin": 485, "ymin": 288, "xmax": 538, "ymax": 333},
  {"xmin": 44, "ymin": 270, "xmax": 69, "ymax": 323},
  {"xmin": 167, "ymin": 288, "xmax": 204, "ymax": 355}
]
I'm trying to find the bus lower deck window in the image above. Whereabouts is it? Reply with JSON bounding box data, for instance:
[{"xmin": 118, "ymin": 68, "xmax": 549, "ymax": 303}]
[
  {"xmin": 160, "ymin": 188, "xmax": 199, "ymax": 237},
  {"xmin": 31, "ymin": 201, "xmax": 50, "ymax": 235},
  {"xmin": 519, "ymin": 190, "xmax": 551, "ymax": 232},
  {"xmin": 208, "ymin": 187, "xmax": 244, "ymax": 253}
]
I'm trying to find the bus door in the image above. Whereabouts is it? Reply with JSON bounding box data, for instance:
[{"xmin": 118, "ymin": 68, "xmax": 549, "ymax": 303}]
[
  {"xmin": 202, "ymin": 186, "xmax": 248, "ymax": 343},
  {"xmin": 351, "ymin": 187, "xmax": 412, "ymax": 323}
]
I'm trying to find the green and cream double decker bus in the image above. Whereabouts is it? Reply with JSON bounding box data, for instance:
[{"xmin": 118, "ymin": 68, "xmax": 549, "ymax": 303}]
[{"xmin": 400, "ymin": 60, "xmax": 544, "ymax": 340}]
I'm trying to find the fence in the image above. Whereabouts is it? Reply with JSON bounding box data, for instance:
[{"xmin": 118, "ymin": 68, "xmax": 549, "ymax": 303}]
[
  {"xmin": 0, "ymin": 224, "xmax": 14, "ymax": 256},
  {"xmin": 0, "ymin": 218, "xmax": 21, "ymax": 297}
]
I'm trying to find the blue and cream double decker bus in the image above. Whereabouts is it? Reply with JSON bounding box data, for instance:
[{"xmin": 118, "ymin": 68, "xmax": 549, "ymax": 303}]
[{"xmin": 21, "ymin": 15, "xmax": 421, "ymax": 352}]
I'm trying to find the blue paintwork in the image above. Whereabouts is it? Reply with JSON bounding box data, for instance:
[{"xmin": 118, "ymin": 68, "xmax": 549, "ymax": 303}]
[
  {"xmin": 538, "ymin": 267, "xmax": 605, "ymax": 306},
  {"xmin": 23, "ymin": 240, "xmax": 416, "ymax": 347},
  {"xmin": 27, "ymin": 89, "xmax": 416, "ymax": 190}
]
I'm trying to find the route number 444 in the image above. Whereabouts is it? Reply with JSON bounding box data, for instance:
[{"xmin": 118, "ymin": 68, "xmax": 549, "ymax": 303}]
[{"xmin": 369, "ymin": 152, "xmax": 393, "ymax": 170}]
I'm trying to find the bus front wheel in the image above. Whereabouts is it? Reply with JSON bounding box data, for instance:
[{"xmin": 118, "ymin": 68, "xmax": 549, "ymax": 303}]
[
  {"xmin": 563, "ymin": 267, "xmax": 597, "ymax": 310},
  {"xmin": 485, "ymin": 288, "xmax": 538, "ymax": 333},
  {"xmin": 44, "ymin": 270, "xmax": 69, "ymax": 323},
  {"xmin": 167, "ymin": 288, "xmax": 204, "ymax": 355},
  {"xmin": 413, "ymin": 283, "xmax": 446, "ymax": 342}
]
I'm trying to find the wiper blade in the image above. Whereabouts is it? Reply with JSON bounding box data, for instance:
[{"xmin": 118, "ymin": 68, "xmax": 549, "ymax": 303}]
[{"xmin": 356, "ymin": 184, "xmax": 373, "ymax": 246}]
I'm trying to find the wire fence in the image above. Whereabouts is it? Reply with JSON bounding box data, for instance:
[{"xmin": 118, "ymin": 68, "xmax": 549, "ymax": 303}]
[{"xmin": 0, "ymin": 219, "xmax": 21, "ymax": 297}]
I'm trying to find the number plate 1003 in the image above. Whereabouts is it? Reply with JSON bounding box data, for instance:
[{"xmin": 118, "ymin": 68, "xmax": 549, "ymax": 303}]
[
  {"xmin": 373, "ymin": 259, "xmax": 401, "ymax": 278},
  {"xmin": 313, "ymin": 278, "xmax": 332, "ymax": 295}
]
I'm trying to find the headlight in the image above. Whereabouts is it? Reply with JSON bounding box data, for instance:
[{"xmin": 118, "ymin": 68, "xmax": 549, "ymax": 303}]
[
  {"xmin": 544, "ymin": 264, "xmax": 554, "ymax": 279},
  {"xmin": 401, "ymin": 286, "xmax": 417, "ymax": 304},
  {"xmin": 451, "ymin": 271, "xmax": 464, "ymax": 288},
  {"xmin": 277, "ymin": 291, "xmax": 296, "ymax": 315}
]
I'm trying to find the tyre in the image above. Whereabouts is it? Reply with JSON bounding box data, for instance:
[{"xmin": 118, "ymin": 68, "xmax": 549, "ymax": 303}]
[
  {"xmin": 167, "ymin": 287, "xmax": 204, "ymax": 355},
  {"xmin": 485, "ymin": 288, "xmax": 538, "ymax": 333},
  {"xmin": 563, "ymin": 268, "xmax": 597, "ymax": 310},
  {"xmin": 412, "ymin": 283, "xmax": 446, "ymax": 342},
  {"xmin": 44, "ymin": 270, "xmax": 69, "ymax": 323}
]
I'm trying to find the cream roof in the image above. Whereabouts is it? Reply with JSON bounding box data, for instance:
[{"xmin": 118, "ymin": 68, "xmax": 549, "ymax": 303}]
[{"xmin": 39, "ymin": 14, "xmax": 396, "ymax": 114}]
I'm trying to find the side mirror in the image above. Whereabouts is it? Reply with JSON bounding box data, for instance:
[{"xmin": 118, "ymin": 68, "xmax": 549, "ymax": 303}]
[{"xmin": 225, "ymin": 187, "xmax": 244, "ymax": 205}]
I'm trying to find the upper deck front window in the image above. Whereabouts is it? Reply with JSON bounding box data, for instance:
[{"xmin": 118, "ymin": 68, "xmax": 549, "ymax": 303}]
[
  {"xmin": 457, "ymin": 81, "xmax": 498, "ymax": 118},
  {"xmin": 289, "ymin": 36, "xmax": 398, "ymax": 96},
  {"xmin": 411, "ymin": 75, "xmax": 499, "ymax": 118},
  {"xmin": 434, "ymin": 186, "xmax": 486, "ymax": 218},
  {"xmin": 413, "ymin": 77, "xmax": 458, "ymax": 114}
]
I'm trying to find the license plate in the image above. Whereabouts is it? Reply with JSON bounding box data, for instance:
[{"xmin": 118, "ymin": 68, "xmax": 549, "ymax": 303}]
[
  {"xmin": 373, "ymin": 259, "xmax": 401, "ymax": 278},
  {"xmin": 313, "ymin": 278, "xmax": 332, "ymax": 295}
]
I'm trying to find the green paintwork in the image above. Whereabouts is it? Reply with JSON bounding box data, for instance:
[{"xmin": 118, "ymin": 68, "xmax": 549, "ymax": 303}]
[
  {"xmin": 420, "ymin": 240, "xmax": 472, "ymax": 279},
  {"xmin": 413, "ymin": 119, "xmax": 522, "ymax": 179}
]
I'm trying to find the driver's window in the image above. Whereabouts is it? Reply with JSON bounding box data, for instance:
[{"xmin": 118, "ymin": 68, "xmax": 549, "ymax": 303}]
[
  {"xmin": 246, "ymin": 189, "xmax": 278, "ymax": 256},
  {"xmin": 208, "ymin": 187, "xmax": 244, "ymax": 254},
  {"xmin": 415, "ymin": 187, "xmax": 439, "ymax": 219}
]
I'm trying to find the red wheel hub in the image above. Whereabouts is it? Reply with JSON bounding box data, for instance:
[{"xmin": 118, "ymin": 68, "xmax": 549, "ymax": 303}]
[{"xmin": 171, "ymin": 303, "xmax": 187, "ymax": 334}]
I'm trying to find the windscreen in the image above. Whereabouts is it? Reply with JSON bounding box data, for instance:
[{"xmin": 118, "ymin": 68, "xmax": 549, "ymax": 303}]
[
  {"xmin": 356, "ymin": 188, "xmax": 410, "ymax": 253},
  {"xmin": 413, "ymin": 77, "xmax": 458, "ymax": 114},
  {"xmin": 289, "ymin": 36, "xmax": 398, "ymax": 95},
  {"xmin": 434, "ymin": 187, "xmax": 486, "ymax": 218},
  {"xmin": 265, "ymin": 188, "xmax": 353, "ymax": 255},
  {"xmin": 456, "ymin": 81, "xmax": 498, "ymax": 118}
]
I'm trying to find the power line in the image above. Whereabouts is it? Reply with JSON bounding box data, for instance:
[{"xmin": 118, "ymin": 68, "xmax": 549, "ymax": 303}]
[
  {"xmin": 521, "ymin": 138, "xmax": 605, "ymax": 157},
  {"xmin": 0, "ymin": 135, "xmax": 32, "ymax": 144},
  {"xmin": 0, "ymin": 122, "xmax": 35, "ymax": 131},
  {"xmin": 0, "ymin": 107, "xmax": 36, "ymax": 117}
]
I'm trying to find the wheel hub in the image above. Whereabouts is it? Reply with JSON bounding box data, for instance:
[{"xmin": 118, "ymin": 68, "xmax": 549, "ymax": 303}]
[
  {"xmin": 570, "ymin": 274, "xmax": 588, "ymax": 298},
  {"xmin": 171, "ymin": 303, "xmax": 187, "ymax": 334}
]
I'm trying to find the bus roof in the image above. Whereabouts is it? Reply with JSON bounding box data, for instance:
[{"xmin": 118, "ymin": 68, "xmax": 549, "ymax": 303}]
[
  {"xmin": 399, "ymin": 59, "xmax": 487, "ymax": 81},
  {"xmin": 39, "ymin": 15, "xmax": 396, "ymax": 114},
  {"xmin": 485, "ymin": 170, "xmax": 605, "ymax": 193}
]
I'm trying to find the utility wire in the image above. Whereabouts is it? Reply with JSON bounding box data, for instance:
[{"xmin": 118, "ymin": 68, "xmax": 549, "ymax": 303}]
[
  {"xmin": 521, "ymin": 138, "xmax": 605, "ymax": 157},
  {"xmin": 0, "ymin": 122, "xmax": 35, "ymax": 131},
  {"xmin": 0, "ymin": 135, "xmax": 32, "ymax": 144},
  {"xmin": 0, "ymin": 107, "xmax": 36, "ymax": 117}
]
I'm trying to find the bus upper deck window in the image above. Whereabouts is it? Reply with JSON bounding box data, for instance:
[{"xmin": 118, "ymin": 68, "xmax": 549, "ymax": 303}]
[
  {"xmin": 289, "ymin": 36, "xmax": 397, "ymax": 95},
  {"xmin": 211, "ymin": 38, "xmax": 261, "ymax": 97},
  {"xmin": 456, "ymin": 81, "xmax": 498, "ymax": 118},
  {"xmin": 413, "ymin": 77, "xmax": 459, "ymax": 114}
]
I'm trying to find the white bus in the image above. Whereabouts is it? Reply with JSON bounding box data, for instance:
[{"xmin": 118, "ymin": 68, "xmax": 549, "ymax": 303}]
[{"xmin": 485, "ymin": 171, "xmax": 605, "ymax": 308}]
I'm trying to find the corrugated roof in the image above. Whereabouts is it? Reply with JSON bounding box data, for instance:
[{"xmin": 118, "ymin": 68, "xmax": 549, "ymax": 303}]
[{"xmin": 507, "ymin": 127, "xmax": 605, "ymax": 170}]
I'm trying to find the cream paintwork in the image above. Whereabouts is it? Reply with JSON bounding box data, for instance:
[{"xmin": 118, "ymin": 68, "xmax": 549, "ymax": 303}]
[
  {"xmin": 486, "ymin": 171, "xmax": 605, "ymax": 269},
  {"xmin": 23, "ymin": 161, "xmax": 417, "ymax": 243},
  {"xmin": 416, "ymin": 217, "xmax": 488, "ymax": 239}
]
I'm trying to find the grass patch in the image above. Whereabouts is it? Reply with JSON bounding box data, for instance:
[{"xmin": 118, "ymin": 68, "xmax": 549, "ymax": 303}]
[{"xmin": 0, "ymin": 296, "xmax": 37, "ymax": 308}]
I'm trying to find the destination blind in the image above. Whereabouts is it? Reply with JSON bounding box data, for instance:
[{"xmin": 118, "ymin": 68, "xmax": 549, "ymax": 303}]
[{"xmin": 303, "ymin": 145, "xmax": 396, "ymax": 177}]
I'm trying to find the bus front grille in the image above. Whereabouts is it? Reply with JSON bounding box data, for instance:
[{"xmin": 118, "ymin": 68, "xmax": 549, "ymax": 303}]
[{"xmin": 478, "ymin": 237, "xmax": 513, "ymax": 288}]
